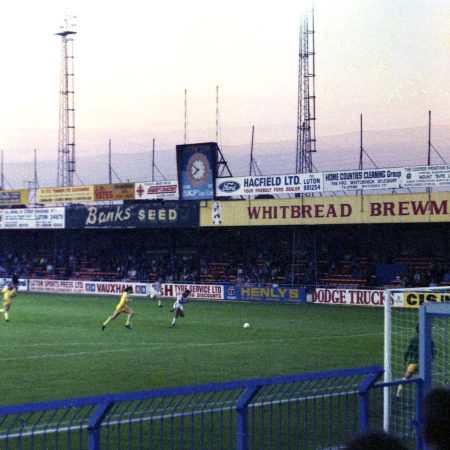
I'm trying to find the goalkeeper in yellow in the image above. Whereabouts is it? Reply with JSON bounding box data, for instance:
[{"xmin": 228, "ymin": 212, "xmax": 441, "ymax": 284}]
[
  {"xmin": 0, "ymin": 283, "xmax": 17, "ymax": 322},
  {"xmin": 102, "ymin": 286, "xmax": 134, "ymax": 330},
  {"xmin": 396, "ymin": 324, "xmax": 436, "ymax": 398}
]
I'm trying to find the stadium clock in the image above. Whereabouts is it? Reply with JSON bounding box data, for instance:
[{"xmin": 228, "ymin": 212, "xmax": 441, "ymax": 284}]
[{"xmin": 187, "ymin": 152, "xmax": 210, "ymax": 187}]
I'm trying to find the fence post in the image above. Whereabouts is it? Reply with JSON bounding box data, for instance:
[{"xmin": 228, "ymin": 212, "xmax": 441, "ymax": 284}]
[
  {"xmin": 358, "ymin": 369, "xmax": 384, "ymax": 432},
  {"xmin": 236, "ymin": 386, "xmax": 260, "ymax": 450},
  {"xmin": 87, "ymin": 398, "xmax": 114, "ymax": 450},
  {"xmin": 414, "ymin": 379, "xmax": 424, "ymax": 450}
]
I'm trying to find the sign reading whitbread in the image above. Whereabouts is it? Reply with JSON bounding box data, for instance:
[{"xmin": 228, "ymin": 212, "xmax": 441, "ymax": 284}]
[{"xmin": 201, "ymin": 192, "xmax": 450, "ymax": 226}]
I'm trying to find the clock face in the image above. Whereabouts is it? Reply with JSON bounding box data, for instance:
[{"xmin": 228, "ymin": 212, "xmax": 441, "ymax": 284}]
[{"xmin": 187, "ymin": 153, "xmax": 210, "ymax": 186}]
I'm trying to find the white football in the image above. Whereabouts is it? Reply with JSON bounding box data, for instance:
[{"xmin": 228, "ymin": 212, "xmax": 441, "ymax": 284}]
[{"xmin": 243, "ymin": 322, "xmax": 250, "ymax": 328}]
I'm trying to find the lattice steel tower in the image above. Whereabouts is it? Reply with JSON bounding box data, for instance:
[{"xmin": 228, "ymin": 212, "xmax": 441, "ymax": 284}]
[
  {"xmin": 296, "ymin": 7, "xmax": 316, "ymax": 173},
  {"xmin": 56, "ymin": 22, "xmax": 76, "ymax": 187}
]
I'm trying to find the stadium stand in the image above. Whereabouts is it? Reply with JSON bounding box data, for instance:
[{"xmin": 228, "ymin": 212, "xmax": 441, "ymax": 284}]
[{"xmin": 0, "ymin": 222, "xmax": 447, "ymax": 289}]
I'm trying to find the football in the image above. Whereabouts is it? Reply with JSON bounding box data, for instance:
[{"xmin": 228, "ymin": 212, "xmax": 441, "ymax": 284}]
[{"xmin": 243, "ymin": 322, "xmax": 250, "ymax": 328}]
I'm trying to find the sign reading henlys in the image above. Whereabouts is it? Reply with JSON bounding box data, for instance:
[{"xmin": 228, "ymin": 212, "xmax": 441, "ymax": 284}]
[
  {"xmin": 216, "ymin": 173, "xmax": 323, "ymax": 197},
  {"xmin": 224, "ymin": 285, "xmax": 306, "ymax": 303}
]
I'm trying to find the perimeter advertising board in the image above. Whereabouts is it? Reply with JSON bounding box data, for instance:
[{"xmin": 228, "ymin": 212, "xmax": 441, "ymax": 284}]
[
  {"xmin": 201, "ymin": 192, "xmax": 450, "ymax": 227},
  {"xmin": 215, "ymin": 165, "xmax": 450, "ymax": 197},
  {"xmin": 37, "ymin": 186, "xmax": 95, "ymax": 204},
  {"xmin": 323, "ymin": 168, "xmax": 403, "ymax": 191},
  {"xmin": 403, "ymin": 165, "xmax": 450, "ymax": 189},
  {"xmin": 402, "ymin": 291, "xmax": 450, "ymax": 308},
  {"xmin": 162, "ymin": 283, "xmax": 224, "ymax": 300},
  {"xmin": 176, "ymin": 143, "xmax": 218, "ymax": 200},
  {"xmin": 66, "ymin": 202, "xmax": 198, "ymax": 228},
  {"xmin": 0, "ymin": 189, "xmax": 28, "ymax": 206},
  {"xmin": 310, "ymin": 288, "xmax": 404, "ymax": 307},
  {"xmin": 134, "ymin": 181, "xmax": 179, "ymax": 200},
  {"xmin": 216, "ymin": 173, "xmax": 322, "ymax": 197},
  {"xmin": 224, "ymin": 285, "xmax": 306, "ymax": 303},
  {"xmin": 94, "ymin": 183, "xmax": 135, "ymax": 201},
  {"xmin": 0, "ymin": 208, "xmax": 65, "ymax": 229}
]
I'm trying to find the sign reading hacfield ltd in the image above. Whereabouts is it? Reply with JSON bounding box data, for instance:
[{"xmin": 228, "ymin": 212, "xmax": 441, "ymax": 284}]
[{"xmin": 215, "ymin": 164, "xmax": 450, "ymax": 197}]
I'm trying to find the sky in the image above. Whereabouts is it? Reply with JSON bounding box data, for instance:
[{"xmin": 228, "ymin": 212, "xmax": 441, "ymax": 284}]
[{"xmin": 0, "ymin": 0, "xmax": 449, "ymax": 175}]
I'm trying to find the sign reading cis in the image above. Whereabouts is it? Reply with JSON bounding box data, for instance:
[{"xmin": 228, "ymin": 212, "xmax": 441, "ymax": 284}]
[{"xmin": 403, "ymin": 291, "xmax": 450, "ymax": 308}]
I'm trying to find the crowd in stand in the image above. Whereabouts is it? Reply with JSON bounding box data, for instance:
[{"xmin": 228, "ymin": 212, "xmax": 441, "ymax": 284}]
[{"xmin": 0, "ymin": 240, "xmax": 449, "ymax": 289}]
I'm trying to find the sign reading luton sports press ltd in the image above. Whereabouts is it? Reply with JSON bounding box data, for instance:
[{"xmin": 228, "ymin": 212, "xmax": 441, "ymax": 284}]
[
  {"xmin": 201, "ymin": 192, "xmax": 450, "ymax": 227},
  {"xmin": 65, "ymin": 202, "xmax": 198, "ymax": 228},
  {"xmin": 215, "ymin": 164, "xmax": 450, "ymax": 197}
]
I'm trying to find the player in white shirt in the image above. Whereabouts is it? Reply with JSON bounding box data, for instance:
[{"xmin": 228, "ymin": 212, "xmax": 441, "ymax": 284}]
[
  {"xmin": 148, "ymin": 280, "xmax": 162, "ymax": 307},
  {"xmin": 170, "ymin": 289, "xmax": 191, "ymax": 326}
]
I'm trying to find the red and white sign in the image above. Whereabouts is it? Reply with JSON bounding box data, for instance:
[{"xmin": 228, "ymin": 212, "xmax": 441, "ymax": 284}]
[
  {"xmin": 162, "ymin": 283, "xmax": 224, "ymax": 300},
  {"xmin": 134, "ymin": 181, "xmax": 179, "ymax": 200},
  {"xmin": 311, "ymin": 288, "xmax": 404, "ymax": 307}
]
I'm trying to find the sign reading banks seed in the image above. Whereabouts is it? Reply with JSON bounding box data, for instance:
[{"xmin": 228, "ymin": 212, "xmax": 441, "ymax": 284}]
[{"xmin": 66, "ymin": 203, "xmax": 199, "ymax": 228}]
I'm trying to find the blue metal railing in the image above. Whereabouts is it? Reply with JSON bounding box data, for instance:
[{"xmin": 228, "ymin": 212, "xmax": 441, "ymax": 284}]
[{"xmin": 0, "ymin": 365, "xmax": 423, "ymax": 450}]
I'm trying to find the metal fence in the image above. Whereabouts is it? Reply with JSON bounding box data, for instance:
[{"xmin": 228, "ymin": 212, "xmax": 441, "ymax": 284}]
[{"xmin": 0, "ymin": 365, "xmax": 423, "ymax": 450}]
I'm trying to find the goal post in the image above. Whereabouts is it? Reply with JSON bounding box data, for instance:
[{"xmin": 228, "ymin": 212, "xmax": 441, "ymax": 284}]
[{"xmin": 383, "ymin": 285, "xmax": 450, "ymax": 434}]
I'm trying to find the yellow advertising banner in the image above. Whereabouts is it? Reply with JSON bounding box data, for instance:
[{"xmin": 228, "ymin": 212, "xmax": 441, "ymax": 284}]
[
  {"xmin": 0, "ymin": 189, "xmax": 28, "ymax": 206},
  {"xmin": 37, "ymin": 186, "xmax": 95, "ymax": 204},
  {"xmin": 94, "ymin": 183, "xmax": 135, "ymax": 201},
  {"xmin": 201, "ymin": 192, "xmax": 450, "ymax": 227},
  {"xmin": 403, "ymin": 292, "xmax": 450, "ymax": 308}
]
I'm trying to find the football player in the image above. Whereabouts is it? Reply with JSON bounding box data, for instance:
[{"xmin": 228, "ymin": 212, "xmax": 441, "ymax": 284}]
[
  {"xmin": 102, "ymin": 285, "xmax": 134, "ymax": 330},
  {"xmin": 0, "ymin": 282, "xmax": 17, "ymax": 322},
  {"xmin": 170, "ymin": 289, "xmax": 191, "ymax": 326}
]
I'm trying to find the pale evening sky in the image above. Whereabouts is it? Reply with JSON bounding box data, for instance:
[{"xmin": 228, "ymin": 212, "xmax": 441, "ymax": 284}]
[{"xmin": 0, "ymin": 0, "xmax": 449, "ymax": 167}]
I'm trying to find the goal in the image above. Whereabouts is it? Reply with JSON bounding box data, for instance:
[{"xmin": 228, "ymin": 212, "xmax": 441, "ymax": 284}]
[{"xmin": 384, "ymin": 285, "xmax": 450, "ymax": 438}]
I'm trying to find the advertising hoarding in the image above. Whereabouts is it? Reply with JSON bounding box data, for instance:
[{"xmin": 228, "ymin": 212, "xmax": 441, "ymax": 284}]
[
  {"xmin": 37, "ymin": 186, "xmax": 95, "ymax": 204},
  {"xmin": 94, "ymin": 183, "xmax": 135, "ymax": 201},
  {"xmin": 66, "ymin": 202, "xmax": 198, "ymax": 228},
  {"xmin": 134, "ymin": 181, "xmax": 179, "ymax": 200},
  {"xmin": 0, "ymin": 189, "xmax": 28, "ymax": 206},
  {"xmin": 201, "ymin": 192, "xmax": 450, "ymax": 227},
  {"xmin": 0, "ymin": 208, "xmax": 65, "ymax": 229}
]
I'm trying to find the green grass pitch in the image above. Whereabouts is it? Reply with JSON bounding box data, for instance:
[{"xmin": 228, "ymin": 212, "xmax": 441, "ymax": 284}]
[{"xmin": 0, "ymin": 292, "xmax": 384, "ymax": 406}]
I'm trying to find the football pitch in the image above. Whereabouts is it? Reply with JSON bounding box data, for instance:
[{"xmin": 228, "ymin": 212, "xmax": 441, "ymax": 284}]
[{"xmin": 0, "ymin": 293, "xmax": 384, "ymax": 406}]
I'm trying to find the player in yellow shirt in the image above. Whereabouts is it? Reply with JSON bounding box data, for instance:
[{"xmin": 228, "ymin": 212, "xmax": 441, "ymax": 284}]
[
  {"xmin": 102, "ymin": 286, "xmax": 134, "ymax": 330},
  {"xmin": 0, "ymin": 283, "xmax": 17, "ymax": 322}
]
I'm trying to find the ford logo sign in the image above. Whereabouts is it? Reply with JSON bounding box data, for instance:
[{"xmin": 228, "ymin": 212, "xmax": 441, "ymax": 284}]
[{"xmin": 218, "ymin": 181, "xmax": 240, "ymax": 193}]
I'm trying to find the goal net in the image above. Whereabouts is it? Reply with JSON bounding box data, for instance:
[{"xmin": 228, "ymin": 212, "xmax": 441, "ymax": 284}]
[{"xmin": 384, "ymin": 285, "xmax": 450, "ymax": 439}]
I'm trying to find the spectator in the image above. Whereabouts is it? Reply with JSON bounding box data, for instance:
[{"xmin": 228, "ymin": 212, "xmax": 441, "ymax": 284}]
[
  {"xmin": 423, "ymin": 387, "xmax": 450, "ymax": 450},
  {"xmin": 343, "ymin": 430, "xmax": 407, "ymax": 450}
]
